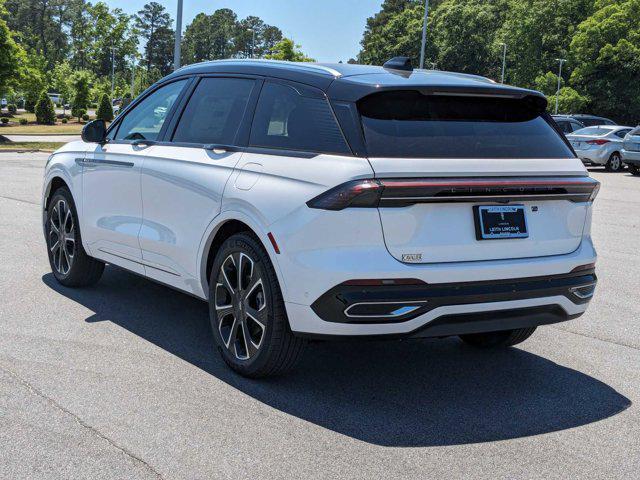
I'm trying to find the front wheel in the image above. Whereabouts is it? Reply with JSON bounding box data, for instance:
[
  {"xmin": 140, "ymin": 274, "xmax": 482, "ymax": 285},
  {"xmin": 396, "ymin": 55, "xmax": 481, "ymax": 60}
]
[
  {"xmin": 459, "ymin": 327, "xmax": 536, "ymax": 348},
  {"xmin": 208, "ymin": 233, "xmax": 305, "ymax": 378},
  {"xmin": 605, "ymin": 152, "xmax": 623, "ymax": 172},
  {"xmin": 45, "ymin": 187, "xmax": 104, "ymax": 287}
]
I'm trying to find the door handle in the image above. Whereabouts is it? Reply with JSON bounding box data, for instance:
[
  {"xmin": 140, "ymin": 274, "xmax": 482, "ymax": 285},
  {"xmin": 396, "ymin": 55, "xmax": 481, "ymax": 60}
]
[
  {"xmin": 131, "ymin": 139, "xmax": 157, "ymax": 148},
  {"xmin": 204, "ymin": 144, "xmax": 241, "ymax": 154}
]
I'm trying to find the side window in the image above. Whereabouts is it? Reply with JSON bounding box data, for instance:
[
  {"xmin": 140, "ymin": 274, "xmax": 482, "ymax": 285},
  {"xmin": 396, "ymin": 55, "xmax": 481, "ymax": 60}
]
[
  {"xmin": 114, "ymin": 80, "xmax": 187, "ymax": 141},
  {"xmin": 250, "ymin": 82, "xmax": 350, "ymax": 154},
  {"xmin": 570, "ymin": 122, "xmax": 583, "ymax": 132},
  {"xmin": 615, "ymin": 129, "xmax": 631, "ymax": 138},
  {"xmin": 557, "ymin": 121, "xmax": 570, "ymax": 133},
  {"xmin": 172, "ymin": 77, "xmax": 255, "ymax": 145}
]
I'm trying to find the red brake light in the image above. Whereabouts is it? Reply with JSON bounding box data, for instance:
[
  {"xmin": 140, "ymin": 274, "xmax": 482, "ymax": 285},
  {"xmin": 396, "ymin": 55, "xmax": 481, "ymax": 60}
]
[
  {"xmin": 306, "ymin": 179, "xmax": 382, "ymax": 210},
  {"xmin": 586, "ymin": 139, "xmax": 610, "ymax": 145}
]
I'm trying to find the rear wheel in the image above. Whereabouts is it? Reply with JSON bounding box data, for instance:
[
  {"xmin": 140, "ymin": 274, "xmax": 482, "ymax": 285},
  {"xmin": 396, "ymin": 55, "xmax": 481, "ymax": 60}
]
[
  {"xmin": 605, "ymin": 152, "xmax": 623, "ymax": 172},
  {"xmin": 208, "ymin": 233, "xmax": 305, "ymax": 378},
  {"xmin": 459, "ymin": 327, "xmax": 536, "ymax": 348},
  {"xmin": 45, "ymin": 187, "xmax": 104, "ymax": 287}
]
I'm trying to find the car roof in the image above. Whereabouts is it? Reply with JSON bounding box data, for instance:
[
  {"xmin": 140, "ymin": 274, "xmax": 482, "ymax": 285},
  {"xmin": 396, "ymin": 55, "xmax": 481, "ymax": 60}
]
[{"xmin": 164, "ymin": 59, "xmax": 547, "ymax": 105}]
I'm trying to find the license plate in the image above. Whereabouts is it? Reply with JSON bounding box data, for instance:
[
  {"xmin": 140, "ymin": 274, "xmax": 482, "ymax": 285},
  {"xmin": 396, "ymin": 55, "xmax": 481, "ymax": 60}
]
[{"xmin": 473, "ymin": 205, "xmax": 528, "ymax": 240}]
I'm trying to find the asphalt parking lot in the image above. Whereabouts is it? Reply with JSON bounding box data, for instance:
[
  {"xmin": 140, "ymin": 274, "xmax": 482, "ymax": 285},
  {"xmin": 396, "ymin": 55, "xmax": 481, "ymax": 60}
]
[{"xmin": 1, "ymin": 151, "xmax": 639, "ymax": 479}]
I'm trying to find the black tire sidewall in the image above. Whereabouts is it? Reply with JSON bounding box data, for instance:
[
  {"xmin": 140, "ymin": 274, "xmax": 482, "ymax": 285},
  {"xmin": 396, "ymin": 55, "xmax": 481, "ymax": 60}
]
[
  {"xmin": 46, "ymin": 188, "xmax": 81, "ymax": 283},
  {"xmin": 208, "ymin": 233, "xmax": 283, "ymax": 375}
]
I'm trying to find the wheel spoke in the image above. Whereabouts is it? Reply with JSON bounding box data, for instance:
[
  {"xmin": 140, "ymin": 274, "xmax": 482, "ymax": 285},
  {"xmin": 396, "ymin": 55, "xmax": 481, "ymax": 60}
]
[
  {"xmin": 64, "ymin": 208, "xmax": 72, "ymax": 233},
  {"xmin": 241, "ymin": 320, "xmax": 258, "ymax": 357},
  {"xmin": 215, "ymin": 304, "xmax": 234, "ymax": 318},
  {"xmin": 49, "ymin": 239, "xmax": 60, "ymax": 253},
  {"xmin": 50, "ymin": 220, "xmax": 59, "ymax": 235},
  {"xmin": 221, "ymin": 255, "xmax": 236, "ymax": 294}
]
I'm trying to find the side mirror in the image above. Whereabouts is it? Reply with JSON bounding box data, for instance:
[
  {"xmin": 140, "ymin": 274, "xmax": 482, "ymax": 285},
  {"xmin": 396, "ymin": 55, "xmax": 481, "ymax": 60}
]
[{"xmin": 81, "ymin": 119, "xmax": 107, "ymax": 143}]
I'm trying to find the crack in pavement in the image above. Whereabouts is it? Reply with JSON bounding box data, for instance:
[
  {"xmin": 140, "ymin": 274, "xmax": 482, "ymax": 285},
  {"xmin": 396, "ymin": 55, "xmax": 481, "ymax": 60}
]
[
  {"xmin": 550, "ymin": 324, "xmax": 640, "ymax": 352},
  {"xmin": 0, "ymin": 363, "xmax": 164, "ymax": 480},
  {"xmin": 0, "ymin": 195, "xmax": 39, "ymax": 206}
]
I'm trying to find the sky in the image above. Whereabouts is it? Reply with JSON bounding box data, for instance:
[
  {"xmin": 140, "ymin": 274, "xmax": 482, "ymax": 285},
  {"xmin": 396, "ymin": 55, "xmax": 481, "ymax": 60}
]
[{"xmin": 107, "ymin": 0, "xmax": 383, "ymax": 62}]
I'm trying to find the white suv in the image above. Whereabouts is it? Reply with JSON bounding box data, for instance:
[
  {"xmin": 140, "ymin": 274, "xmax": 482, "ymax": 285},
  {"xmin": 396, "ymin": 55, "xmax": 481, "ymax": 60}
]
[{"xmin": 43, "ymin": 59, "xmax": 599, "ymax": 377}]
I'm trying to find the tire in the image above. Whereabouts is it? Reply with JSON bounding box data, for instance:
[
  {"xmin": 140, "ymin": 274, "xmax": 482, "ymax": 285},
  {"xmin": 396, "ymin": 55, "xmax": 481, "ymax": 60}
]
[
  {"xmin": 208, "ymin": 232, "xmax": 305, "ymax": 378},
  {"xmin": 459, "ymin": 327, "xmax": 537, "ymax": 348},
  {"xmin": 605, "ymin": 152, "xmax": 623, "ymax": 172},
  {"xmin": 628, "ymin": 163, "xmax": 640, "ymax": 176},
  {"xmin": 45, "ymin": 187, "xmax": 105, "ymax": 287}
]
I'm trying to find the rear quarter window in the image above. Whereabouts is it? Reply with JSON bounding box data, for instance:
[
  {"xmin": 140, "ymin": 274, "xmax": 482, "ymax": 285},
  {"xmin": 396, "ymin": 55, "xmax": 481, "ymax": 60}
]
[
  {"xmin": 357, "ymin": 91, "xmax": 573, "ymax": 159},
  {"xmin": 250, "ymin": 82, "xmax": 350, "ymax": 155}
]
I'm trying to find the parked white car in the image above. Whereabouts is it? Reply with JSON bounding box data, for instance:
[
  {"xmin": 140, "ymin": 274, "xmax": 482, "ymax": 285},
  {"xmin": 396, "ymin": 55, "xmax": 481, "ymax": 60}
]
[
  {"xmin": 567, "ymin": 125, "xmax": 633, "ymax": 171},
  {"xmin": 42, "ymin": 59, "xmax": 599, "ymax": 377},
  {"xmin": 621, "ymin": 126, "xmax": 640, "ymax": 176}
]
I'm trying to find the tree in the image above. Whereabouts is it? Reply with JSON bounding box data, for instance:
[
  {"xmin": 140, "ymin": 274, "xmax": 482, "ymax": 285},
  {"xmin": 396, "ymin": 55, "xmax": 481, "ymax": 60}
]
[
  {"xmin": 535, "ymin": 71, "xmax": 562, "ymax": 97},
  {"xmin": 547, "ymin": 87, "xmax": 589, "ymax": 114},
  {"xmin": 430, "ymin": 0, "xmax": 509, "ymax": 77},
  {"xmin": 497, "ymin": 0, "xmax": 594, "ymax": 87},
  {"xmin": 265, "ymin": 38, "xmax": 314, "ymax": 62},
  {"xmin": 135, "ymin": 2, "xmax": 173, "ymax": 72},
  {"xmin": 96, "ymin": 93, "xmax": 113, "ymax": 121},
  {"xmin": 20, "ymin": 53, "xmax": 46, "ymax": 112},
  {"xmin": 51, "ymin": 61, "xmax": 73, "ymax": 113},
  {"xmin": 0, "ymin": 0, "xmax": 25, "ymax": 97},
  {"xmin": 71, "ymin": 70, "xmax": 92, "ymax": 120},
  {"xmin": 569, "ymin": 0, "xmax": 640, "ymax": 124},
  {"xmin": 358, "ymin": 0, "xmax": 423, "ymax": 65},
  {"xmin": 35, "ymin": 90, "xmax": 56, "ymax": 124}
]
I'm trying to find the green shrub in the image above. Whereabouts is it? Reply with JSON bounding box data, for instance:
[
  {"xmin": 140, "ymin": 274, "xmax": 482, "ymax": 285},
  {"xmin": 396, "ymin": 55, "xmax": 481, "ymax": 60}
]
[
  {"xmin": 96, "ymin": 94, "xmax": 114, "ymax": 122},
  {"xmin": 35, "ymin": 91, "xmax": 56, "ymax": 125},
  {"xmin": 74, "ymin": 108, "xmax": 87, "ymax": 122},
  {"xmin": 19, "ymin": 118, "xmax": 28, "ymax": 125},
  {"xmin": 0, "ymin": 117, "xmax": 8, "ymax": 124},
  {"xmin": 7, "ymin": 104, "xmax": 17, "ymax": 115},
  {"xmin": 61, "ymin": 118, "xmax": 68, "ymax": 124},
  {"xmin": 81, "ymin": 113, "xmax": 90, "ymax": 121}
]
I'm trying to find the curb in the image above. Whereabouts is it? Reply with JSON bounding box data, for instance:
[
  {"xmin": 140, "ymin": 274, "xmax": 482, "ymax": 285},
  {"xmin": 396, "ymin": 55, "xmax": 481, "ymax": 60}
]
[{"xmin": 0, "ymin": 149, "xmax": 56, "ymax": 153}]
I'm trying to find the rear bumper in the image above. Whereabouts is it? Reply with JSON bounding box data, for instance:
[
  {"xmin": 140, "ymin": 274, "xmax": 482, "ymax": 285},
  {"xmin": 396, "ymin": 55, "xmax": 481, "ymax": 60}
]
[
  {"xmin": 288, "ymin": 270, "xmax": 596, "ymax": 338},
  {"xmin": 575, "ymin": 149, "xmax": 608, "ymax": 165}
]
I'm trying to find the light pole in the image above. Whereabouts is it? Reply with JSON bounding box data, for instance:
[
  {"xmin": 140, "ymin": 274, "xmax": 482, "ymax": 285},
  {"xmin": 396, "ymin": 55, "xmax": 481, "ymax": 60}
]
[
  {"xmin": 110, "ymin": 46, "xmax": 116, "ymax": 100},
  {"xmin": 419, "ymin": 0, "xmax": 430, "ymax": 69},
  {"xmin": 247, "ymin": 28, "xmax": 255, "ymax": 58},
  {"xmin": 555, "ymin": 58, "xmax": 566, "ymax": 115},
  {"xmin": 499, "ymin": 42, "xmax": 507, "ymax": 83},
  {"xmin": 174, "ymin": 0, "xmax": 183, "ymax": 70},
  {"xmin": 78, "ymin": 48, "xmax": 85, "ymax": 70},
  {"xmin": 130, "ymin": 55, "xmax": 136, "ymax": 98}
]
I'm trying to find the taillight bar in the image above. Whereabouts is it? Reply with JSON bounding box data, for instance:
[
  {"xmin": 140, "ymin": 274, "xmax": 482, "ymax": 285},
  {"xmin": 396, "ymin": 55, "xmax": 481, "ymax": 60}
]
[{"xmin": 307, "ymin": 176, "xmax": 600, "ymax": 210}]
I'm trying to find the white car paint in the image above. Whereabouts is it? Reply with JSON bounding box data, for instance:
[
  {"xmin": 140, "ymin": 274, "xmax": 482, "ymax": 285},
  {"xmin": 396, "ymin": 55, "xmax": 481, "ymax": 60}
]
[{"xmin": 43, "ymin": 62, "xmax": 598, "ymax": 338}]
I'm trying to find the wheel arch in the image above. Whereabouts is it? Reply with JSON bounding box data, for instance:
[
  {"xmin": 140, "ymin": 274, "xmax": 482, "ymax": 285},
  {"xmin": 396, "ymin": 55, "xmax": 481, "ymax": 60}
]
[
  {"xmin": 44, "ymin": 176, "xmax": 71, "ymax": 210},
  {"xmin": 198, "ymin": 212, "xmax": 285, "ymax": 301}
]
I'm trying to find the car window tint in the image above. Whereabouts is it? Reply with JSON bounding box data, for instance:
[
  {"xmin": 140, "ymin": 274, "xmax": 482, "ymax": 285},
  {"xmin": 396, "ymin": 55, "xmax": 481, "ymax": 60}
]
[
  {"xmin": 556, "ymin": 121, "xmax": 570, "ymax": 133},
  {"xmin": 358, "ymin": 91, "xmax": 573, "ymax": 159},
  {"xmin": 172, "ymin": 78, "xmax": 255, "ymax": 145},
  {"xmin": 570, "ymin": 122, "xmax": 583, "ymax": 132},
  {"xmin": 572, "ymin": 126, "xmax": 614, "ymax": 136},
  {"xmin": 614, "ymin": 129, "xmax": 631, "ymax": 138},
  {"xmin": 250, "ymin": 82, "xmax": 350, "ymax": 154},
  {"xmin": 115, "ymin": 80, "xmax": 187, "ymax": 141}
]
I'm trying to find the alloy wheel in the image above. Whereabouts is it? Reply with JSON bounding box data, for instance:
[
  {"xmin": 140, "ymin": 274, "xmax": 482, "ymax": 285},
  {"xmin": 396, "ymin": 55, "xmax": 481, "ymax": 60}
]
[
  {"xmin": 214, "ymin": 252, "xmax": 267, "ymax": 360},
  {"xmin": 610, "ymin": 153, "xmax": 621, "ymax": 171},
  {"xmin": 49, "ymin": 199, "xmax": 75, "ymax": 275}
]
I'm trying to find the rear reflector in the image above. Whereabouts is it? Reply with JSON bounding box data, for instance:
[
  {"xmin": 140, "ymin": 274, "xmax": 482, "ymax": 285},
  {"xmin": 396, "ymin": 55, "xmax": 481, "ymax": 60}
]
[
  {"xmin": 267, "ymin": 232, "xmax": 280, "ymax": 254},
  {"xmin": 307, "ymin": 176, "xmax": 601, "ymax": 210}
]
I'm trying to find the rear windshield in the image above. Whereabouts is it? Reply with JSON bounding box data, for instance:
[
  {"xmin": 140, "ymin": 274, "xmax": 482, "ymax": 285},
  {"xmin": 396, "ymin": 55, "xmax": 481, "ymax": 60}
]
[
  {"xmin": 357, "ymin": 91, "xmax": 573, "ymax": 159},
  {"xmin": 572, "ymin": 126, "xmax": 614, "ymax": 136}
]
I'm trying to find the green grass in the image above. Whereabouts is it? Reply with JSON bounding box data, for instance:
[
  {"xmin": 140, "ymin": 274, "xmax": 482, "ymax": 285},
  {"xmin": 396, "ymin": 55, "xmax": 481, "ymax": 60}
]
[
  {"xmin": 0, "ymin": 142, "xmax": 66, "ymax": 151},
  {"xmin": 0, "ymin": 111, "xmax": 87, "ymax": 134}
]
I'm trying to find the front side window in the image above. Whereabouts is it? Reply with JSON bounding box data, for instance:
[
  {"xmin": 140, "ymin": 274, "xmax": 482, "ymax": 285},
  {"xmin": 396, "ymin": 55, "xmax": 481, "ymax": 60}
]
[
  {"xmin": 172, "ymin": 77, "xmax": 255, "ymax": 145},
  {"xmin": 250, "ymin": 82, "xmax": 350, "ymax": 154},
  {"xmin": 556, "ymin": 121, "xmax": 570, "ymax": 133},
  {"xmin": 358, "ymin": 91, "xmax": 573, "ymax": 159},
  {"xmin": 114, "ymin": 80, "xmax": 187, "ymax": 141}
]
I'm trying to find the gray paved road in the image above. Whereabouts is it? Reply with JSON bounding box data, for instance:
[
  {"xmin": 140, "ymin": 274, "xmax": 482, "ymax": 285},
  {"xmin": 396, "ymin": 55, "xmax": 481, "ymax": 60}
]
[{"xmin": 1, "ymin": 152, "xmax": 639, "ymax": 479}]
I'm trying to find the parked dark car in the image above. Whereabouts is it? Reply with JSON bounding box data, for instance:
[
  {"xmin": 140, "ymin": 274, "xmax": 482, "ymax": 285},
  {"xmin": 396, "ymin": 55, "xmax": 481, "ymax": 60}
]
[
  {"xmin": 566, "ymin": 114, "xmax": 617, "ymax": 127},
  {"xmin": 552, "ymin": 115, "xmax": 585, "ymax": 134}
]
